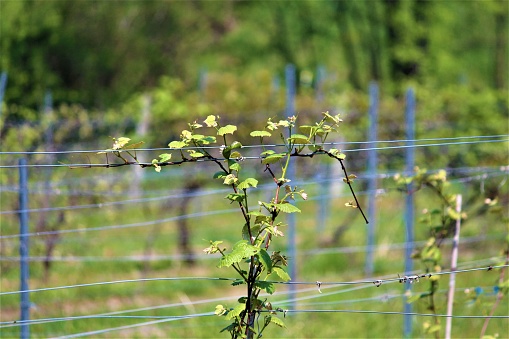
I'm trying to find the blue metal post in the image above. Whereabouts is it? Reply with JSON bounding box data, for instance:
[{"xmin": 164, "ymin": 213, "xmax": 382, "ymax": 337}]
[
  {"xmin": 365, "ymin": 82, "xmax": 379, "ymax": 277},
  {"xmin": 403, "ymin": 88, "xmax": 416, "ymax": 337},
  {"xmin": 285, "ymin": 64, "xmax": 297, "ymax": 309},
  {"xmin": 315, "ymin": 65, "xmax": 326, "ymax": 103},
  {"xmin": 198, "ymin": 68, "xmax": 207, "ymax": 101},
  {"xmin": 0, "ymin": 72, "xmax": 7, "ymax": 118},
  {"xmin": 316, "ymin": 66, "xmax": 330, "ymax": 233},
  {"xmin": 19, "ymin": 158, "xmax": 30, "ymax": 339},
  {"xmin": 44, "ymin": 91, "xmax": 53, "ymax": 142},
  {"xmin": 317, "ymin": 162, "xmax": 331, "ymax": 233}
]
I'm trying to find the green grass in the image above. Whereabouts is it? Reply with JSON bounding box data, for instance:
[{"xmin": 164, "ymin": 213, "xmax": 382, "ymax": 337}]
[{"xmin": 1, "ymin": 166, "xmax": 508, "ymax": 338}]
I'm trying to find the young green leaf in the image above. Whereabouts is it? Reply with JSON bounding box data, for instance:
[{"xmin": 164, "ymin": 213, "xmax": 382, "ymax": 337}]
[
  {"xmin": 218, "ymin": 125, "xmax": 237, "ymax": 136},
  {"xmin": 204, "ymin": 115, "xmax": 218, "ymax": 127},
  {"xmin": 230, "ymin": 141, "xmax": 243, "ymax": 149},
  {"xmin": 168, "ymin": 140, "xmax": 187, "ymax": 149},
  {"xmin": 269, "ymin": 316, "xmax": 286, "ymax": 328},
  {"xmin": 181, "ymin": 130, "xmax": 192, "ymax": 140},
  {"xmin": 203, "ymin": 240, "xmax": 223, "ymax": 254},
  {"xmin": 255, "ymin": 281, "xmax": 275, "ymax": 294},
  {"xmin": 288, "ymin": 134, "xmax": 310, "ymax": 144},
  {"xmin": 112, "ymin": 137, "xmax": 131, "ymax": 150},
  {"xmin": 152, "ymin": 161, "xmax": 161, "ymax": 172},
  {"xmin": 218, "ymin": 240, "xmax": 259, "ymax": 268},
  {"xmin": 258, "ymin": 249, "xmax": 272, "ymax": 273},
  {"xmin": 229, "ymin": 162, "xmax": 241, "ymax": 172},
  {"xmin": 345, "ymin": 201, "xmax": 358, "ymax": 208},
  {"xmin": 272, "ymin": 267, "xmax": 291, "ymax": 281},
  {"xmin": 299, "ymin": 125, "xmax": 314, "ymax": 136},
  {"xmin": 225, "ymin": 303, "xmax": 246, "ymax": 320},
  {"xmin": 122, "ymin": 141, "xmax": 145, "ymax": 150},
  {"xmin": 215, "ymin": 304, "xmax": 227, "ymax": 316},
  {"xmin": 262, "ymin": 153, "xmax": 286, "ymax": 165},
  {"xmin": 158, "ymin": 153, "xmax": 172, "ymax": 162},
  {"xmin": 237, "ymin": 178, "xmax": 258, "ymax": 190},
  {"xmin": 242, "ymin": 224, "xmax": 260, "ymax": 241},
  {"xmin": 223, "ymin": 174, "xmax": 238, "ymax": 185},
  {"xmin": 260, "ymin": 150, "xmax": 275, "ymax": 156},
  {"xmin": 323, "ymin": 111, "xmax": 342, "ymax": 124},
  {"xmin": 230, "ymin": 151, "xmax": 242, "ymax": 159},
  {"xmin": 250, "ymin": 130, "xmax": 272, "ymax": 137},
  {"xmin": 275, "ymin": 203, "xmax": 301, "ymax": 214},
  {"xmin": 225, "ymin": 193, "xmax": 245, "ymax": 203},
  {"xmin": 213, "ymin": 171, "xmax": 227, "ymax": 179},
  {"xmin": 188, "ymin": 150, "xmax": 204, "ymax": 158}
]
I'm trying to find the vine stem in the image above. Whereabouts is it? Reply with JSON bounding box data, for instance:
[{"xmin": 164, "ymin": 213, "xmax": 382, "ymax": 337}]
[
  {"xmin": 289, "ymin": 149, "xmax": 368, "ymax": 224},
  {"xmin": 479, "ymin": 249, "xmax": 509, "ymax": 338},
  {"xmin": 328, "ymin": 154, "xmax": 369, "ymax": 224}
]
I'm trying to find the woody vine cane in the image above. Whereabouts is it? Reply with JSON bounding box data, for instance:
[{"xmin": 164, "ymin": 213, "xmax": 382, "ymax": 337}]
[{"xmin": 100, "ymin": 112, "xmax": 367, "ymax": 338}]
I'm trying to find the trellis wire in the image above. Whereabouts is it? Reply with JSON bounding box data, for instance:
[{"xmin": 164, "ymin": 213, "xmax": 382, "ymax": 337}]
[
  {"xmin": 1, "ymin": 264, "xmax": 506, "ymax": 297},
  {"xmin": 0, "ymin": 137, "xmax": 507, "ymax": 169},
  {"xmin": 2, "ymin": 165, "xmax": 506, "ymax": 216},
  {"xmin": 1, "ymin": 134, "xmax": 507, "ymax": 156},
  {"xmin": 1, "ymin": 234, "xmax": 504, "ymax": 262}
]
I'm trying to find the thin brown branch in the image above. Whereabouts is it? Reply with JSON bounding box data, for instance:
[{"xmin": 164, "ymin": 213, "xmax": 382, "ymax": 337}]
[{"xmin": 480, "ymin": 249, "xmax": 509, "ymax": 338}]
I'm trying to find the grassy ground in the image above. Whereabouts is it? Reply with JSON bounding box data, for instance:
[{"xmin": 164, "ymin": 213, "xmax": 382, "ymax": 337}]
[{"xmin": 1, "ymin": 163, "xmax": 507, "ymax": 338}]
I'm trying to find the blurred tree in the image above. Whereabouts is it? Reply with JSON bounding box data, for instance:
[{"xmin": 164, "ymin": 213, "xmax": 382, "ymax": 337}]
[{"xmin": 1, "ymin": 0, "xmax": 506, "ymax": 108}]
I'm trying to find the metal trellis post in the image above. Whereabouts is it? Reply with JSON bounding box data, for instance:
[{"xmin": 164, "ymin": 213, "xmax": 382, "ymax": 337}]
[
  {"xmin": 316, "ymin": 66, "xmax": 330, "ymax": 233},
  {"xmin": 0, "ymin": 71, "xmax": 7, "ymax": 119},
  {"xmin": 285, "ymin": 64, "xmax": 297, "ymax": 310},
  {"xmin": 403, "ymin": 88, "xmax": 416, "ymax": 338},
  {"xmin": 19, "ymin": 158, "xmax": 30, "ymax": 339},
  {"xmin": 365, "ymin": 81, "xmax": 379, "ymax": 277}
]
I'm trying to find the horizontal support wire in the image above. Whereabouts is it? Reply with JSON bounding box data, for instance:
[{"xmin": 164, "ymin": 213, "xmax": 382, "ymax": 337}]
[
  {"xmin": 1, "ymin": 235, "xmax": 504, "ymax": 262},
  {"xmin": 0, "ymin": 137, "xmax": 507, "ymax": 169},
  {"xmin": 1, "ymin": 170, "xmax": 506, "ymax": 243},
  {"xmin": 1, "ymin": 134, "xmax": 507, "ymax": 155},
  {"xmin": 0, "ymin": 277, "xmax": 238, "ymax": 296},
  {"xmin": 295, "ymin": 284, "xmax": 500, "ymax": 308},
  {"xmin": 2, "ymin": 282, "xmax": 504, "ymax": 331},
  {"xmin": 1, "ymin": 166, "xmax": 506, "ymax": 220},
  {"xmin": 264, "ymin": 309, "xmax": 509, "ymax": 319},
  {"xmin": 1, "ymin": 164, "xmax": 504, "ymax": 194},
  {"xmin": 1, "ymin": 264, "xmax": 506, "ymax": 296},
  {"xmin": 0, "ymin": 208, "xmax": 238, "ymax": 240},
  {"xmin": 1, "ymin": 258, "xmax": 503, "ymax": 328},
  {"xmin": 52, "ymin": 312, "xmax": 215, "ymax": 339}
]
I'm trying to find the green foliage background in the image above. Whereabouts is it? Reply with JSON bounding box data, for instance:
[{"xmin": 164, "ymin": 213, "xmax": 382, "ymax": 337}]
[{"xmin": 1, "ymin": 1, "xmax": 508, "ymax": 338}]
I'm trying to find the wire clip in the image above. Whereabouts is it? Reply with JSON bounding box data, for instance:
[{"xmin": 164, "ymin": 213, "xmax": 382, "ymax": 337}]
[{"xmin": 316, "ymin": 281, "xmax": 322, "ymax": 293}]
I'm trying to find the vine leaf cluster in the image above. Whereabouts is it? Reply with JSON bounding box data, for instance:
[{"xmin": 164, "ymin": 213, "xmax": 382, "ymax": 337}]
[
  {"xmin": 99, "ymin": 112, "xmax": 366, "ymax": 338},
  {"xmin": 395, "ymin": 168, "xmax": 508, "ymax": 338}
]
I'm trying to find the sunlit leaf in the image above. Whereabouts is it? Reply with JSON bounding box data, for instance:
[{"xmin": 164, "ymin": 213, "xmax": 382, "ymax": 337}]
[
  {"xmin": 122, "ymin": 141, "xmax": 144, "ymax": 150},
  {"xmin": 250, "ymin": 130, "xmax": 271, "ymax": 137},
  {"xmin": 158, "ymin": 153, "xmax": 172, "ymax": 162},
  {"xmin": 218, "ymin": 125, "xmax": 237, "ymax": 136},
  {"xmin": 262, "ymin": 153, "xmax": 285, "ymax": 165},
  {"xmin": 168, "ymin": 140, "xmax": 187, "ymax": 149},
  {"xmin": 275, "ymin": 203, "xmax": 301, "ymax": 213},
  {"xmin": 270, "ymin": 316, "xmax": 286, "ymax": 328},
  {"xmin": 273, "ymin": 267, "xmax": 291, "ymax": 281},
  {"xmin": 112, "ymin": 137, "xmax": 131, "ymax": 150},
  {"xmin": 223, "ymin": 174, "xmax": 238, "ymax": 185},
  {"xmin": 288, "ymin": 134, "xmax": 310, "ymax": 144},
  {"xmin": 237, "ymin": 178, "xmax": 258, "ymax": 190},
  {"xmin": 204, "ymin": 115, "xmax": 218, "ymax": 127},
  {"xmin": 225, "ymin": 303, "xmax": 245, "ymax": 320}
]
